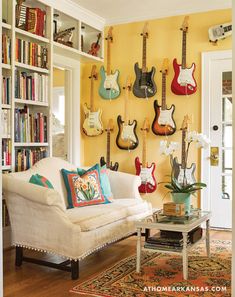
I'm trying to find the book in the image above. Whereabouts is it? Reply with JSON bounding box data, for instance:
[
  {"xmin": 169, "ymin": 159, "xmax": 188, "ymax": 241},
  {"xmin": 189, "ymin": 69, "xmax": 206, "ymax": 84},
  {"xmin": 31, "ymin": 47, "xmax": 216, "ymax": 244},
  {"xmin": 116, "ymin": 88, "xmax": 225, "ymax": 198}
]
[
  {"xmin": 2, "ymin": 76, "xmax": 11, "ymax": 104},
  {"xmin": 1, "ymin": 109, "xmax": 11, "ymax": 136},
  {"xmin": 2, "ymin": 34, "xmax": 11, "ymax": 64},
  {"xmin": 25, "ymin": 7, "xmax": 46, "ymax": 37},
  {"xmin": 2, "ymin": 139, "xmax": 11, "ymax": 166}
]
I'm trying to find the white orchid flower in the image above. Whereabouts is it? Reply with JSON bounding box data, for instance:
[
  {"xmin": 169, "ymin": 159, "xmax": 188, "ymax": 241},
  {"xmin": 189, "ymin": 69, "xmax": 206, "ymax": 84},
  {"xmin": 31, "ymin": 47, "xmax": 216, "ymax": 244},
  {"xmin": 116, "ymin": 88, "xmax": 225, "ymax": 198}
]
[{"xmin": 160, "ymin": 140, "xmax": 180, "ymax": 156}]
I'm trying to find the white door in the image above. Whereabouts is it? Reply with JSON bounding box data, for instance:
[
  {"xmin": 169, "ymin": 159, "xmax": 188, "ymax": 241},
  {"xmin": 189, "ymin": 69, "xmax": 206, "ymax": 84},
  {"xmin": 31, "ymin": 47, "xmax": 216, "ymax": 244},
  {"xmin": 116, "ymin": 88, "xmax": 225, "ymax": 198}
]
[{"xmin": 202, "ymin": 51, "xmax": 232, "ymax": 229}]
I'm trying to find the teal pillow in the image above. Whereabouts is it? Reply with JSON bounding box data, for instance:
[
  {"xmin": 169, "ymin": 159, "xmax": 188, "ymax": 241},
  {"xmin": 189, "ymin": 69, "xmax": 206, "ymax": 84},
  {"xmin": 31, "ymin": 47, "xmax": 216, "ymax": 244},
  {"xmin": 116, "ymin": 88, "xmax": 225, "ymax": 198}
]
[
  {"xmin": 77, "ymin": 164, "xmax": 113, "ymax": 203},
  {"xmin": 29, "ymin": 174, "xmax": 54, "ymax": 189},
  {"xmin": 61, "ymin": 169, "xmax": 77, "ymax": 209}
]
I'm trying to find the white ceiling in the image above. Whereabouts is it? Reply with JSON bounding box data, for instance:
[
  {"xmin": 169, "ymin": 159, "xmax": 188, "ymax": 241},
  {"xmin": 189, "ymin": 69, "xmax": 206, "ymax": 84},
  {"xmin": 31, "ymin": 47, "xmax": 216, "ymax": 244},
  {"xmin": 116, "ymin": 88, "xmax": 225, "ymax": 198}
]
[{"xmin": 71, "ymin": 0, "xmax": 232, "ymax": 25}]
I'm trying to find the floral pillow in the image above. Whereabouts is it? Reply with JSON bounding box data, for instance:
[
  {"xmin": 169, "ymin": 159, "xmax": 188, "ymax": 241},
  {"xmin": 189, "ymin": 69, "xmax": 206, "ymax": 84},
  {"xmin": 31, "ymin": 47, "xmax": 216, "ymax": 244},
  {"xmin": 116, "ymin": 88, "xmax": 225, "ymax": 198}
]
[{"xmin": 61, "ymin": 168, "xmax": 105, "ymax": 208}]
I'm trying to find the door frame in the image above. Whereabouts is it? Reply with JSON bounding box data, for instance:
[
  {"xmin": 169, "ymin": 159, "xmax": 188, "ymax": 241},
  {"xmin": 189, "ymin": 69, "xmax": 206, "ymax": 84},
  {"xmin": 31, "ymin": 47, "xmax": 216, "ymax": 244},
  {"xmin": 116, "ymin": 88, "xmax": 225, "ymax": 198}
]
[{"xmin": 201, "ymin": 50, "xmax": 232, "ymax": 212}]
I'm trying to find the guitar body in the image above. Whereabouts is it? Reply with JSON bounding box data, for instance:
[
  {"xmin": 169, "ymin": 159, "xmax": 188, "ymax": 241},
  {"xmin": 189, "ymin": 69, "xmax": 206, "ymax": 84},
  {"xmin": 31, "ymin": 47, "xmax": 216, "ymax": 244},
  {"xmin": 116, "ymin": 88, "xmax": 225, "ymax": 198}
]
[
  {"xmin": 152, "ymin": 100, "xmax": 176, "ymax": 136},
  {"xmin": 172, "ymin": 157, "xmax": 196, "ymax": 185},
  {"xmin": 82, "ymin": 104, "xmax": 103, "ymax": 136},
  {"xmin": 99, "ymin": 66, "xmax": 120, "ymax": 100},
  {"xmin": 171, "ymin": 58, "xmax": 197, "ymax": 95},
  {"xmin": 133, "ymin": 63, "xmax": 157, "ymax": 98},
  {"xmin": 116, "ymin": 115, "xmax": 138, "ymax": 150},
  {"xmin": 135, "ymin": 157, "xmax": 157, "ymax": 193},
  {"xmin": 100, "ymin": 157, "xmax": 119, "ymax": 171}
]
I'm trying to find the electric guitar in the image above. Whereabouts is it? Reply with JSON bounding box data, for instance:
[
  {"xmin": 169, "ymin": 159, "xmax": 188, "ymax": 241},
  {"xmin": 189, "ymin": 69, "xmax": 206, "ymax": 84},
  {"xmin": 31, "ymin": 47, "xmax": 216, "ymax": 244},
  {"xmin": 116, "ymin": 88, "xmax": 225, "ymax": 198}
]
[
  {"xmin": 171, "ymin": 16, "xmax": 197, "ymax": 96},
  {"xmin": 99, "ymin": 27, "xmax": 120, "ymax": 100},
  {"xmin": 135, "ymin": 118, "xmax": 157, "ymax": 193},
  {"xmin": 209, "ymin": 22, "xmax": 232, "ymax": 44},
  {"xmin": 152, "ymin": 58, "xmax": 176, "ymax": 136},
  {"xmin": 83, "ymin": 65, "xmax": 103, "ymax": 136},
  {"xmin": 171, "ymin": 115, "xmax": 196, "ymax": 185},
  {"xmin": 100, "ymin": 119, "xmax": 119, "ymax": 171},
  {"xmin": 88, "ymin": 33, "xmax": 101, "ymax": 56},
  {"xmin": 116, "ymin": 77, "xmax": 138, "ymax": 150},
  {"xmin": 133, "ymin": 22, "xmax": 157, "ymax": 98}
]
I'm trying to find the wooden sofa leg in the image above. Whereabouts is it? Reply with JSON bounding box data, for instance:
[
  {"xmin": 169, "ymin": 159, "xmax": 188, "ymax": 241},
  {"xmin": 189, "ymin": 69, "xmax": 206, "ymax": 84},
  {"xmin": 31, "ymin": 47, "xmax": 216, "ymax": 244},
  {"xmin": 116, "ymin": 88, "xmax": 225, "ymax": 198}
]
[
  {"xmin": 71, "ymin": 260, "xmax": 79, "ymax": 280},
  {"xmin": 15, "ymin": 246, "xmax": 23, "ymax": 267}
]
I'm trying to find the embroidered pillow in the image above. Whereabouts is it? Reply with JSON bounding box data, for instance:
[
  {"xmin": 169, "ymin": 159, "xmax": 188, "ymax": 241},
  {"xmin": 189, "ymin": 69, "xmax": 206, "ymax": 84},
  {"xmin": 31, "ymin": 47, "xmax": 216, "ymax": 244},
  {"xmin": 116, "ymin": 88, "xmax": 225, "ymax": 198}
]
[
  {"xmin": 61, "ymin": 168, "xmax": 105, "ymax": 208},
  {"xmin": 77, "ymin": 164, "xmax": 113, "ymax": 203},
  {"xmin": 29, "ymin": 174, "xmax": 54, "ymax": 189}
]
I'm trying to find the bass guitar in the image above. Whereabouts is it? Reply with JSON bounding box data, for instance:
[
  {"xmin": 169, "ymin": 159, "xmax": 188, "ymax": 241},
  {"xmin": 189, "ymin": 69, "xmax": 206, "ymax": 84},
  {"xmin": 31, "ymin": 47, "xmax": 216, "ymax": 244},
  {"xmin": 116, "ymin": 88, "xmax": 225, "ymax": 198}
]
[
  {"xmin": 171, "ymin": 16, "xmax": 197, "ymax": 96},
  {"xmin": 99, "ymin": 27, "xmax": 120, "ymax": 100},
  {"xmin": 100, "ymin": 119, "xmax": 119, "ymax": 171},
  {"xmin": 83, "ymin": 65, "xmax": 103, "ymax": 136},
  {"xmin": 116, "ymin": 77, "xmax": 138, "ymax": 150},
  {"xmin": 88, "ymin": 33, "xmax": 101, "ymax": 56},
  {"xmin": 135, "ymin": 118, "xmax": 157, "ymax": 193},
  {"xmin": 152, "ymin": 58, "xmax": 176, "ymax": 136},
  {"xmin": 133, "ymin": 22, "xmax": 157, "ymax": 98},
  {"xmin": 171, "ymin": 115, "xmax": 196, "ymax": 185}
]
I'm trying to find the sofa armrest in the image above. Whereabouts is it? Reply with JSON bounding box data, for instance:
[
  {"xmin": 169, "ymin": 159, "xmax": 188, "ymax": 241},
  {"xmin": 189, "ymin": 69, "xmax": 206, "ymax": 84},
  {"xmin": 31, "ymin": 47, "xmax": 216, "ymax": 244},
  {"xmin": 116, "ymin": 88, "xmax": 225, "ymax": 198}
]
[
  {"xmin": 3, "ymin": 175, "xmax": 65, "ymax": 211},
  {"xmin": 108, "ymin": 170, "xmax": 141, "ymax": 199}
]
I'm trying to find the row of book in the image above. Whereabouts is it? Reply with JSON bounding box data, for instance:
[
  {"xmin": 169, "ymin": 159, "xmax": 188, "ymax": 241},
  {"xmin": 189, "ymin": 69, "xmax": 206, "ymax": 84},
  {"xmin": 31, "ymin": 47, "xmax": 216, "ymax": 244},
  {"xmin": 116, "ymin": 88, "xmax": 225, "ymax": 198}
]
[
  {"xmin": 2, "ymin": 76, "xmax": 11, "ymax": 105},
  {"xmin": 15, "ymin": 107, "xmax": 48, "ymax": 143},
  {"xmin": 15, "ymin": 148, "xmax": 48, "ymax": 172},
  {"xmin": 2, "ymin": 139, "xmax": 11, "ymax": 167},
  {"xmin": 1, "ymin": 109, "xmax": 11, "ymax": 137},
  {"xmin": 2, "ymin": 199, "xmax": 10, "ymax": 227},
  {"xmin": 15, "ymin": 70, "xmax": 48, "ymax": 103},
  {"xmin": 2, "ymin": 34, "xmax": 11, "ymax": 65},
  {"xmin": 15, "ymin": 38, "xmax": 48, "ymax": 69}
]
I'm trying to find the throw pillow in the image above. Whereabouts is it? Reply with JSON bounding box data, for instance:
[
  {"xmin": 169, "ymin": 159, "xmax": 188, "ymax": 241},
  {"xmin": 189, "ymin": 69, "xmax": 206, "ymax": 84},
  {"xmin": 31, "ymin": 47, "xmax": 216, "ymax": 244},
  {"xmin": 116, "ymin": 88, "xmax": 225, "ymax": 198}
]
[
  {"xmin": 29, "ymin": 174, "xmax": 54, "ymax": 189},
  {"xmin": 61, "ymin": 168, "xmax": 105, "ymax": 208},
  {"xmin": 77, "ymin": 164, "xmax": 113, "ymax": 203}
]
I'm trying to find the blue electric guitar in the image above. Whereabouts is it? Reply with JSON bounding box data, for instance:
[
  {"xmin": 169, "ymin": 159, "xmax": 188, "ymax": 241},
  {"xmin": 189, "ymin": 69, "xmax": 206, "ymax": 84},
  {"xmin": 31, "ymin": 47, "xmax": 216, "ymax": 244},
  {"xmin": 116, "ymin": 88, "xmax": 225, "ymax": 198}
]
[{"xmin": 99, "ymin": 27, "xmax": 120, "ymax": 100}]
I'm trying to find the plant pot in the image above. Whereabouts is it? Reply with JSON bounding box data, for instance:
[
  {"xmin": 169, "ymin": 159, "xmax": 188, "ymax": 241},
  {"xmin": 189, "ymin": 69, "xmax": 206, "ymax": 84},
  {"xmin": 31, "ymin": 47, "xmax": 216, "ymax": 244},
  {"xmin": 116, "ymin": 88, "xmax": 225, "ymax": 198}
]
[{"xmin": 171, "ymin": 192, "xmax": 191, "ymax": 215}]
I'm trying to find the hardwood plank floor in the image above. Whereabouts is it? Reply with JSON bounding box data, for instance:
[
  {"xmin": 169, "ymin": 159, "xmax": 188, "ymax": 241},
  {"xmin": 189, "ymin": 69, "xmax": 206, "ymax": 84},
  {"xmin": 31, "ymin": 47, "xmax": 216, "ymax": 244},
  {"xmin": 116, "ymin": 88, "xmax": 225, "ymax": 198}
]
[{"xmin": 3, "ymin": 230, "xmax": 231, "ymax": 297}]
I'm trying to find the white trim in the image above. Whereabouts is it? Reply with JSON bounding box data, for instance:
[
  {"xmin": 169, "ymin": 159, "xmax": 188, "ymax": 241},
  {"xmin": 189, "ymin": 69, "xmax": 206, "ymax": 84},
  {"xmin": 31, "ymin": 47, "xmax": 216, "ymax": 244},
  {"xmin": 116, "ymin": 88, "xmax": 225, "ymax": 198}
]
[{"xmin": 201, "ymin": 50, "xmax": 232, "ymax": 213}]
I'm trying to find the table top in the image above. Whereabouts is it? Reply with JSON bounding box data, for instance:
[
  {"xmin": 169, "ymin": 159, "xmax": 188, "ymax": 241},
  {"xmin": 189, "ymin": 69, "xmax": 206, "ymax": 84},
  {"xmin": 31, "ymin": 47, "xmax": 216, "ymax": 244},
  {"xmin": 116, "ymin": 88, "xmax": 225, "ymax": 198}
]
[{"xmin": 136, "ymin": 210, "xmax": 211, "ymax": 233}]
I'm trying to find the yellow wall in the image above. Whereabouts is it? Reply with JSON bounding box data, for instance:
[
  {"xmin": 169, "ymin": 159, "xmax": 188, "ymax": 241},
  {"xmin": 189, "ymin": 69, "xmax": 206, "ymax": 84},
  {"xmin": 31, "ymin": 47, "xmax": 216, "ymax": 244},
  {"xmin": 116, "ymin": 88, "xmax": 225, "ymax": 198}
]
[
  {"xmin": 80, "ymin": 9, "xmax": 232, "ymax": 209},
  {"xmin": 53, "ymin": 68, "xmax": 65, "ymax": 87}
]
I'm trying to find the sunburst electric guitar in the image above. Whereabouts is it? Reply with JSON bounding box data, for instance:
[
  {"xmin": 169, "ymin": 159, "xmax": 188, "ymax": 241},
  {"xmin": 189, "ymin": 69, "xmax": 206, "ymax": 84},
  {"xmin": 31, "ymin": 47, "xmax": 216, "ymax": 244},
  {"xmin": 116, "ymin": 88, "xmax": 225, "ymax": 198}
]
[
  {"xmin": 133, "ymin": 22, "xmax": 157, "ymax": 98},
  {"xmin": 100, "ymin": 119, "xmax": 119, "ymax": 171},
  {"xmin": 171, "ymin": 16, "xmax": 197, "ymax": 96},
  {"xmin": 116, "ymin": 78, "xmax": 138, "ymax": 150},
  {"xmin": 83, "ymin": 65, "xmax": 103, "ymax": 136},
  {"xmin": 171, "ymin": 115, "xmax": 196, "ymax": 185},
  {"xmin": 99, "ymin": 27, "xmax": 120, "ymax": 100},
  {"xmin": 152, "ymin": 58, "xmax": 176, "ymax": 136},
  {"xmin": 135, "ymin": 118, "xmax": 157, "ymax": 193}
]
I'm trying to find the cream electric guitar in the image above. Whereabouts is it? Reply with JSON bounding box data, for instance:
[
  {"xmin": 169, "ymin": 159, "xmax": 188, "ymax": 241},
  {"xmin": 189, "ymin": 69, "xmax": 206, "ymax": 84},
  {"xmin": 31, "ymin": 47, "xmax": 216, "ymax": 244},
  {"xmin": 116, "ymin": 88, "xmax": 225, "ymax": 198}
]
[{"xmin": 83, "ymin": 65, "xmax": 103, "ymax": 136}]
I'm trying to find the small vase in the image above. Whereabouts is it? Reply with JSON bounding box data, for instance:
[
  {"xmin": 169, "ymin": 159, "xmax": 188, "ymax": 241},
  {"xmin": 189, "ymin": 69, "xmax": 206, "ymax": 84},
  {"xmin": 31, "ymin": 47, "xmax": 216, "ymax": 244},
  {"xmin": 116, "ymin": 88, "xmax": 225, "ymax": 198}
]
[{"xmin": 171, "ymin": 192, "xmax": 191, "ymax": 215}]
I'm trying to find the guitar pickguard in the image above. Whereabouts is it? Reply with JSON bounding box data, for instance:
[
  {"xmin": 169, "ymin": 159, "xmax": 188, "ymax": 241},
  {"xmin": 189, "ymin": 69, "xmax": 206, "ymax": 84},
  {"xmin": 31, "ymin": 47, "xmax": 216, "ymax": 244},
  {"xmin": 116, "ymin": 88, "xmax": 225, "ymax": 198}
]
[
  {"xmin": 177, "ymin": 65, "xmax": 196, "ymax": 87},
  {"xmin": 135, "ymin": 157, "xmax": 157, "ymax": 193},
  {"xmin": 172, "ymin": 157, "xmax": 196, "ymax": 185},
  {"xmin": 83, "ymin": 106, "xmax": 103, "ymax": 136},
  {"xmin": 99, "ymin": 66, "xmax": 120, "ymax": 100},
  {"xmin": 116, "ymin": 116, "xmax": 138, "ymax": 150},
  {"xmin": 158, "ymin": 107, "xmax": 176, "ymax": 128}
]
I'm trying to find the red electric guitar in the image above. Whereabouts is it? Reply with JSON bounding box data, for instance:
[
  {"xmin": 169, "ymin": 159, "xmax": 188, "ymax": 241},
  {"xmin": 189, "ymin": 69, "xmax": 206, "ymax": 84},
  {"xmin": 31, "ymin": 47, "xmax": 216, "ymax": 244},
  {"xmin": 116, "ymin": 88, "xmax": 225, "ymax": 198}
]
[
  {"xmin": 171, "ymin": 16, "xmax": 197, "ymax": 95},
  {"xmin": 135, "ymin": 118, "xmax": 157, "ymax": 193},
  {"xmin": 88, "ymin": 33, "xmax": 101, "ymax": 56}
]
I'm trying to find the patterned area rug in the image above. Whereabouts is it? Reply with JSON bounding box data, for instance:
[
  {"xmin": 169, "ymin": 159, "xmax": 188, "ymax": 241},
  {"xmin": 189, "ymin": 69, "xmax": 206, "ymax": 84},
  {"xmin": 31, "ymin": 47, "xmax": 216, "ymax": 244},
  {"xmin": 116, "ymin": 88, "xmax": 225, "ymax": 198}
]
[{"xmin": 70, "ymin": 240, "xmax": 231, "ymax": 297}]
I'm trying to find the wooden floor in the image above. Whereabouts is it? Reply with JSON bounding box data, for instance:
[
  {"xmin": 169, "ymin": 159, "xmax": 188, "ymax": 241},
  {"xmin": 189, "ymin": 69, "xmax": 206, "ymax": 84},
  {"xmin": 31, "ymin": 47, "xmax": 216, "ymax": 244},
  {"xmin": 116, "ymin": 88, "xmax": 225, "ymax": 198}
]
[{"xmin": 3, "ymin": 230, "xmax": 231, "ymax": 297}]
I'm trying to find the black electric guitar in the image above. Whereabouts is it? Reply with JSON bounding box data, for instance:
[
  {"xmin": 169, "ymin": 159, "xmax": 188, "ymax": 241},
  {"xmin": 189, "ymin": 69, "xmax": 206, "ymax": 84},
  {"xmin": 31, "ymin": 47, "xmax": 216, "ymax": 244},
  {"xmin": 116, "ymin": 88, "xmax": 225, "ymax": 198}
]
[
  {"xmin": 171, "ymin": 115, "xmax": 196, "ymax": 185},
  {"xmin": 133, "ymin": 22, "xmax": 157, "ymax": 98},
  {"xmin": 100, "ymin": 119, "xmax": 119, "ymax": 171}
]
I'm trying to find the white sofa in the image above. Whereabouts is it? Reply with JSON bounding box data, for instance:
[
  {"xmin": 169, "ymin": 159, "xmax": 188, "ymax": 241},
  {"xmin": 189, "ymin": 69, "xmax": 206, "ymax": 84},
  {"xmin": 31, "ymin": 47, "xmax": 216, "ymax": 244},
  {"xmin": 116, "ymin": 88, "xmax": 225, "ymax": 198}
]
[{"xmin": 3, "ymin": 157, "xmax": 152, "ymax": 278}]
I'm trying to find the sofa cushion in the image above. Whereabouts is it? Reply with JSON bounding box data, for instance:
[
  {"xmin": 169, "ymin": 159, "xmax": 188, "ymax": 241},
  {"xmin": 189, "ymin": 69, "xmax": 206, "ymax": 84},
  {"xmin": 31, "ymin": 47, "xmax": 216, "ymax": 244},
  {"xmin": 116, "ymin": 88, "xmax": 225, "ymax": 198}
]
[{"xmin": 66, "ymin": 198, "xmax": 151, "ymax": 231}]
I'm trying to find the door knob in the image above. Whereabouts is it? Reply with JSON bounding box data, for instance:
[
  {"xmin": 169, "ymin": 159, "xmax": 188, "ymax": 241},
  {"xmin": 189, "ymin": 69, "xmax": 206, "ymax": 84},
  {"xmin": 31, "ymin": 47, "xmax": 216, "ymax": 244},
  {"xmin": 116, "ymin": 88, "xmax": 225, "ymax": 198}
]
[
  {"xmin": 212, "ymin": 125, "xmax": 219, "ymax": 131},
  {"xmin": 210, "ymin": 147, "xmax": 219, "ymax": 166}
]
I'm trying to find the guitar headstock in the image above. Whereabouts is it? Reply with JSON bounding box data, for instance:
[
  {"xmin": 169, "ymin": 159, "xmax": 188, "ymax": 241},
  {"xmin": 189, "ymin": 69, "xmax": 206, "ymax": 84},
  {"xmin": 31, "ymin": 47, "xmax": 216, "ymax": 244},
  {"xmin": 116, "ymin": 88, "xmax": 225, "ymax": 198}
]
[
  {"xmin": 97, "ymin": 32, "xmax": 102, "ymax": 40},
  {"xmin": 141, "ymin": 118, "xmax": 150, "ymax": 132},
  {"xmin": 105, "ymin": 119, "xmax": 114, "ymax": 132},
  {"xmin": 123, "ymin": 76, "xmax": 132, "ymax": 91},
  {"xmin": 181, "ymin": 16, "xmax": 189, "ymax": 32},
  {"xmin": 160, "ymin": 58, "xmax": 169, "ymax": 75},
  {"xmin": 141, "ymin": 22, "xmax": 149, "ymax": 38},
  {"xmin": 106, "ymin": 26, "xmax": 113, "ymax": 42},
  {"xmin": 89, "ymin": 65, "xmax": 98, "ymax": 80},
  {"xmin": 181, "ymin": 114, "xmax": 192, "ymax": 131}
]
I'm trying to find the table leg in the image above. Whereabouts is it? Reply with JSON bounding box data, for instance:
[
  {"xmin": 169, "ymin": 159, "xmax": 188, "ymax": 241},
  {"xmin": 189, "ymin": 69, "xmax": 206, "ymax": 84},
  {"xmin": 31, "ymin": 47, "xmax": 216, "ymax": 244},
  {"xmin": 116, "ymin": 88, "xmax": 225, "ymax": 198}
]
[
  {"xmin": 206, "ymin": 219, "xmax": 210, "ymax": 258},
  {"xmin": 182, "ymin": 232, "xmax": 188, "ymax": 280},
  {"xmin": 136, "ymin": 227, "xmax": 142, "ymax": 273}
]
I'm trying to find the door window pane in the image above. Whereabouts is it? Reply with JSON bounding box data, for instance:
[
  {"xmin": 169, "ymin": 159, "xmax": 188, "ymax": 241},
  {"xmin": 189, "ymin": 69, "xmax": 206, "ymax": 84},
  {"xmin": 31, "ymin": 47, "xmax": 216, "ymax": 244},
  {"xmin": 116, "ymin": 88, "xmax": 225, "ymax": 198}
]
[
  {"xmin": 222, "ymin": 149, "xmax": 232, "ymax": 173},
  {"xmin": 222, "ymin": 97, "xmax": 232, "ymax": 122},
  {"xmin": 222, "ymin": 175, "xmax": 232, "ymax": 200},
  {"xmin": 222, "ymin": 124, "xmax": 232, "ymax": 147},
  {"xmin": 222, "ymin": 71, "xmax": 232, "ymax": 95}
]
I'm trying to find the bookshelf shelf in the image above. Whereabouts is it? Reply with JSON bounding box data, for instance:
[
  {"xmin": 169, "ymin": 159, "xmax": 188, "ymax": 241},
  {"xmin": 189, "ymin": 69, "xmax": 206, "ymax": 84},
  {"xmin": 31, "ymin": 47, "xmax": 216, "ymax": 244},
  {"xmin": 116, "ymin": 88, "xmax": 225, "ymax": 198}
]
[
  {"xmin": 2, "ymin": 104, "xmax": 11, "ymax": 109},
  {"xmin": 1, "ymin": 22, "xmax": 11, "ymax": 30},
  {"xmin": 15, "ymin": 62, "xmax": 49, "ymax": 74},
  {"xmin": 2, "ymin": 166, "xmax": 11, "ymax": 171},
  {"xmin": 2, "ymin": 135, "xmax": 11, "ymax": 139},
  {"xmin": 15, "ymin": 27, "xmax": 50, "ymax": 43},
  {"xmin": 14, "ymin": 98, "xmax": 49, "ymax": 107},
  {"xmin": 1, "ymin": 63, "xmax": 11, "ymax": 70},
  {"xmin": 14, "ymin": 143, "xmax": 49, "ymax": 147}
]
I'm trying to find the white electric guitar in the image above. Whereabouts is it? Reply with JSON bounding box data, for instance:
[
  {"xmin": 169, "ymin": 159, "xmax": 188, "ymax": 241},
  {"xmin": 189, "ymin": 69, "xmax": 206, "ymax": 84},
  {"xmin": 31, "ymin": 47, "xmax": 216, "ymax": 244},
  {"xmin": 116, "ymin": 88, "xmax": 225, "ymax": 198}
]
[
  {"xmin": 83, "ymin": 65, "xmax": 103, "ymax": 136},
  {"xmin": 209, "ymin": 22, "xmax": 232, "ymax": 43}
]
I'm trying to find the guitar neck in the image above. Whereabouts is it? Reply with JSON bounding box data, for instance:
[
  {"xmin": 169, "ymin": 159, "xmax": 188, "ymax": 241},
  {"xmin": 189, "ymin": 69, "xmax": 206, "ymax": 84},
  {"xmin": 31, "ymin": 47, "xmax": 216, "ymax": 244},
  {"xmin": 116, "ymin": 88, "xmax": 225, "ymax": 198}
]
[
  {"xmin": 161, "ymin": 73, "xmax": 166, "ymax": 110},
  {"xmin": 124, "ymin": 89, "xmax": 129, "ymax": 125},
  {"xmin": 182, "ymin": 31, "xmax": 187, "ymax": 69},
  {"xmin": 181, "ymin": 129, "xmax": 187, "ymax": 168},
  {"xmin": 90, "ymin": 77, "xmax": 94, "ymax": 112},
  {"xmin": 142, "ymin": 36, "xmax": 147, "ymax": 73},
  {"xmin": 106, "ymin": 131, "xmax": 111, "ymax": 167},
  {"xmin": 142, "ymin": 130, "xmax": 147, "ymax": 168},
  {"xmin": 107, "ymin": 40, "xmax": 111, "ymax": 75}
]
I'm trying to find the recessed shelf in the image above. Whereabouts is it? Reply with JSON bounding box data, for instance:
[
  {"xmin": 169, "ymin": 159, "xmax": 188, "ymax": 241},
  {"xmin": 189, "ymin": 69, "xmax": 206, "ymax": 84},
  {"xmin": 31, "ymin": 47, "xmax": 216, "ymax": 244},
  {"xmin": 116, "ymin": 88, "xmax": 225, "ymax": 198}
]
[
  {"xmin": 2, "ymin": 104, "xmax": 11, "ymax": 109},
  {"xmin": 14, "ymin": 142, "xmax": 49, "ymax": 147},
  {"xmin": 1, "ymin": 22, "xmax": 11, "ymax": 30},
  {"xmin": 15, "ymin": 27, "xmax": 49, "ymax": 43},
  {"xmin": 14, "ymin": 99, "xmax": 49, "ymax": 107},
  {"xmin": 15, "ymin": 62, "xmax": 49, "ymax": 74},
  {"xmin": 1, "ymin": 63, "xmax": 11, "ymax": 70}
]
